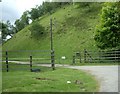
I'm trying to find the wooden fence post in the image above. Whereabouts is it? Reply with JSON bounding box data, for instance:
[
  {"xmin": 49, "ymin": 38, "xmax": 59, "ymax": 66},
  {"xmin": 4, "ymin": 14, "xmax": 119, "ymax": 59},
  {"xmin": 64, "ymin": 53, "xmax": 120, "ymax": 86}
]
[
  {"xmin": 30, "ymin": 55, "xmax": 32, "ymax": 72},
  {"xmin": 84, "ymin": 49, "xmax": 86, "ymax": 63},
  {"xmin": 6, "ymin": 51, "xmax": 9, "ymax": 72},
  {"xmin": 79, "ymin": 52, "xmax": 82, "ymax": 63},
  {"xmin": 73, "ymin": 55, "xmax": 75, "ymax": 64},
  {"xmin": 51, "ymin": 50, "xmax": 55, "ymax": 70},
  {"xmin": 99, "ymin": 50, "xmax": 101, "ymax": 63},
  {"xmin": 115, "ymin": 50, "xmax": 116, "ymax": 63}
]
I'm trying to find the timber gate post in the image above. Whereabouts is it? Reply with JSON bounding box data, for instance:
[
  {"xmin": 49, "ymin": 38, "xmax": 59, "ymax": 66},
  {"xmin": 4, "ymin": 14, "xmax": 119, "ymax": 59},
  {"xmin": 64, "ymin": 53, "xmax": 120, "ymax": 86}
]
[{"xmin": 6, "ymin": 51, "xmax": 9, "ymax": 72}]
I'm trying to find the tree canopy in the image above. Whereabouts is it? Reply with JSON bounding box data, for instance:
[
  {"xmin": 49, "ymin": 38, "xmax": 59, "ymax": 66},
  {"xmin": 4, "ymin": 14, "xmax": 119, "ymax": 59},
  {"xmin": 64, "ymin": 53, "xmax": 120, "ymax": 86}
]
[
  {"xmin": 0, "ymin": 21, "xmax": 15, "ymax": 42},
  {"xmin": 14, "ymin": 11, "xmax": 29, "ymax": 32},
  {"xmin": 94, "ymin": 2, "xmax": 120, "ymax": 49}
]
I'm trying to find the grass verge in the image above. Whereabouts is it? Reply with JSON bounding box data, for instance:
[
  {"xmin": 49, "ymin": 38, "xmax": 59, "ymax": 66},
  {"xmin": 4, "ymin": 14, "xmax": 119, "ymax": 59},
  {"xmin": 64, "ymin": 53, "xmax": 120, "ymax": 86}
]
[{"xmin": 2, "ymin": 63, "xmax": 99, "ymax": 92}]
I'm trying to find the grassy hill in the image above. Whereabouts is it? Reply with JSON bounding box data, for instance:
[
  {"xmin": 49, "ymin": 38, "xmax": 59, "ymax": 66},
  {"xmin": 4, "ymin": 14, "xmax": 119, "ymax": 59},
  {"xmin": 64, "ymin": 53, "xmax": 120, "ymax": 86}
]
[{"xmin": 2, "ymin": 3, "xmax": 102, "ymax": 63}]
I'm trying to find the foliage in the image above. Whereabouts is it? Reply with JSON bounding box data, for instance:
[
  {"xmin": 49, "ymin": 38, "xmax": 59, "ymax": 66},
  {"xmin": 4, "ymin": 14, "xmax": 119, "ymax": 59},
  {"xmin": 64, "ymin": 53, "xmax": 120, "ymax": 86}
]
[
  {"xmin": 94, "ymin": 2, "xmax": 120, "ymax": 49},
  {"xmin": 14, "ymin": 11, "xmax": 29, "ymax": 32},
  {"xmin": 0, "ymin": 21, "xmax": 15, "ymax": 42},
  {"xmin": 29, "ymin": 8, "xmax": 40, "ymax": 21},
  {"xmin": 21, "ymin": 11, "xmax": 30, "ymax": 26},
  {"xmin": 29, "ymin": 2, "xmax": 70, "ymax": 21},
  {"xmin": 14, "ymin": 19, "xmax": 23, "ymax": 32},
  {"xmin": 29, "ymin": 22, "xmax": 45, "ymax": 38},
  {"xmin": 74, "ymin": 2, "xmax": 96, "ymax": 8},
  {"xmin": 78, "ymin": 2, "xmax": 90, "ymax": 7},
  {"xmin": 0, "ymin": 22, "xmax": 8, "ymax": 40}
]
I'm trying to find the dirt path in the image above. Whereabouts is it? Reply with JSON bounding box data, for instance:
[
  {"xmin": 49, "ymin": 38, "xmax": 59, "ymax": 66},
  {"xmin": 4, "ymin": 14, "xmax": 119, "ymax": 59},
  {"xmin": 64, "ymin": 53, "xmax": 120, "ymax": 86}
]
[{"xmin": 9, "ymin": 61, "xmax": 119, "ymax": 92}]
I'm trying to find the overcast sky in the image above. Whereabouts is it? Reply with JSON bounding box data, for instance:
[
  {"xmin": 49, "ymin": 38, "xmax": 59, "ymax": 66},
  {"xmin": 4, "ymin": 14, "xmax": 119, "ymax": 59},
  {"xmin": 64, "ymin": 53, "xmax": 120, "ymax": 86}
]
[{"xmin": 0, "ymin": 0, "xmax": 45, "ymax": 24}]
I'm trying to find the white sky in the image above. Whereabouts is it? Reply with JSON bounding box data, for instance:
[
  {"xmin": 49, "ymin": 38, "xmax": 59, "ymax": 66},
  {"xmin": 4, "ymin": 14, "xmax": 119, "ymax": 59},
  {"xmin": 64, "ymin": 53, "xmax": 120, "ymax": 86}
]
[{"xmin": 0, "ymin": 0, "xmax": 45, "ymax": 24}]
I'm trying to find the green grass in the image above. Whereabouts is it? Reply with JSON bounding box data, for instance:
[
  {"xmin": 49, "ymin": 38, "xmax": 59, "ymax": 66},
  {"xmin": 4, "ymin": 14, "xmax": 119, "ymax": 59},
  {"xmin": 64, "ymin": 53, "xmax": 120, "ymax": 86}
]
[
  {"xmin": 2, "ymin": 63, "xmax": 99, "ymax": 92},
  {"xmin": 2, "ymin": 3, "xmax": 102, "ymax": 64}
]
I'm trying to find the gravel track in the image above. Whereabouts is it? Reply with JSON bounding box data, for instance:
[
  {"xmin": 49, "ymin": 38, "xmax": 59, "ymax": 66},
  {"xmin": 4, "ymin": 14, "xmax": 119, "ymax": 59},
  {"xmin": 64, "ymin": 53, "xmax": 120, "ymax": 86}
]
[{"xmin": 64, "ymin": 65, "xmax": 118, "ymax": 92}]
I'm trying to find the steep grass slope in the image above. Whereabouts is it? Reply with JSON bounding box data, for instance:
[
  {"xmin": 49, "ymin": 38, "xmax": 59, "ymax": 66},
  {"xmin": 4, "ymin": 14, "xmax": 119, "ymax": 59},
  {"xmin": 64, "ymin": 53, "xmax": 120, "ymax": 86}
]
[{"xmin": 3, "ymin": 3, "xmax": 102, "ymax": 62}]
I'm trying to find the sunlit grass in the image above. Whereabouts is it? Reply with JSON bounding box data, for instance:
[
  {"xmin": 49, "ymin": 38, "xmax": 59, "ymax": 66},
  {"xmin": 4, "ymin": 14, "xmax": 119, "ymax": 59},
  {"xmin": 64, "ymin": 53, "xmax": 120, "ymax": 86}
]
[
  {"xmin": 3, "ymin": 3, "xmax": 102, "ymax": 63},
  {"xmin": 2, "ymin": 63, "xmax": 99, "ymax": 92}
]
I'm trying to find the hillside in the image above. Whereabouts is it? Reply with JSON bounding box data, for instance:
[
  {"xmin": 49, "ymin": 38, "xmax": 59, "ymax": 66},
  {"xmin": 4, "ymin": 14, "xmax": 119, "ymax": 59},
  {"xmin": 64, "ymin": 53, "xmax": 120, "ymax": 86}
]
[{"xmin": 3, "ymin": 3, "xmax": 102, "ymax": 63}]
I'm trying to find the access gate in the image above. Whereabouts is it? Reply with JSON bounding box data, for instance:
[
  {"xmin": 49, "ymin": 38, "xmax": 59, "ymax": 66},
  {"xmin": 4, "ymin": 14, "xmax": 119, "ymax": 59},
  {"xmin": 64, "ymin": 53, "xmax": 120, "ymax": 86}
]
[{"xmin": 73, "ymin": 49, "xmax": 120, "ymax": 64}]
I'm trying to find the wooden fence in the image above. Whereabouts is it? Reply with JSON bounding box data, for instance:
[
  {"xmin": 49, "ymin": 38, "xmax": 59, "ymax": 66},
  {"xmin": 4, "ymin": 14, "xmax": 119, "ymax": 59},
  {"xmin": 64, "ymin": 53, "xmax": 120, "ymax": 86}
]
[
  {"xmin": 2, "ymin": 50, "xmax": 55, "ymax": 72},
  {"xmin": 73, "ymin": 49, "xmax": 120, "ymax": 64},
  {"xmin": 1, "ymin": 49, "xmax": 120, "ymax": 72}
]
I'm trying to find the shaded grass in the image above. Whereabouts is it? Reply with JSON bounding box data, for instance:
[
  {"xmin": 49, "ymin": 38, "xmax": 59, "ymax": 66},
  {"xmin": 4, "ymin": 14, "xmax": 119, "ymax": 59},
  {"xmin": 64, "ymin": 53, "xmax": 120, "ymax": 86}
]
[{"xmin": 2, "ymin": 63, "xmax": 99, "ymax": 92}]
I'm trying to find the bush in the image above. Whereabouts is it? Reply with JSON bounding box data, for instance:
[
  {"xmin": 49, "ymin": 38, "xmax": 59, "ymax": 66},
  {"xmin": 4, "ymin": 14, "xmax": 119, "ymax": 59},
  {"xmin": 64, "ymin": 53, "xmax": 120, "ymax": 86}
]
[
  {"xmin": 94, "ymin": 2, "xmax": 120, "ymax": 49},
  {"xmin": 29, "ymin": 22, "xmax": 45, "ymax": 38}
]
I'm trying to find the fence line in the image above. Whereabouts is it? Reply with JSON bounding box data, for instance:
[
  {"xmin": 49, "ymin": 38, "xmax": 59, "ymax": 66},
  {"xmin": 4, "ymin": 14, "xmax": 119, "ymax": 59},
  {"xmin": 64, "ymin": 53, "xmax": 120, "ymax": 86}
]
[
  {"xmin": 73, "ymin": 49, "xmax": 120, "ymax": 64},
  {"xmin": 2, "ymin": 49, "xmax": 120, "ymax": 72},
  {"xmin": 2, "ymin": 50, "xmax": 55, "ymax": 72}
]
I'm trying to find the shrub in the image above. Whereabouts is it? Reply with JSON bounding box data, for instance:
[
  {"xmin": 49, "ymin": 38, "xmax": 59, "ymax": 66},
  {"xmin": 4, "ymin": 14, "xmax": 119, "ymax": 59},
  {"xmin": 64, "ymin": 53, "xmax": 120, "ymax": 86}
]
[
  {"xmin": 94, "ymin": 2, "xmax": 120, "ymax": 49},
  {"xmin": 29, "ymin": 22, "xmax": 45, "ymax": 38}
]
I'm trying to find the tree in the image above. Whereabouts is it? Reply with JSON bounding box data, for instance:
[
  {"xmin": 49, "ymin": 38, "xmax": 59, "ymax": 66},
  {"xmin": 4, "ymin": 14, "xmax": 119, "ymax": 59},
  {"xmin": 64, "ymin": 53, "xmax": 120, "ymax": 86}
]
[
  {"xmin": 14, "ymin": 19, "xmax": 24, "ymax": 32},
  {"xmin": 78, "ymin": 2, "xmax": 90, "ymax": 7},
  {"xmin": 41, "ymin": 2, "xmax": 54, "ymax": 15},
  {"xmin": 21, "ymin": 11, "xmax": 30, "ymax": 26},
  {"xmin": 14, "ymin": 11, "xmax": 30, "ymax": 32},
  {"xmin": 6, "ymin": 20, "xmax": 15, "ymax": 36},
  {"xmin": 0, "ymin": 22, "xmax": 8, "ymax": 40},
  {"xmin": 0, "ymin": 21, "xmax": 15, "ymax": 42},
  {"xmin": 37, "ymin": 5, "xmax": 44, "ymax": 16},
  {"xmin": 94, "ymin": 2, "xmax": 120, "ymax": 49},
  {"xmin": 29, "ymin": 8, "xmax": 40, "ymax": 21}
]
